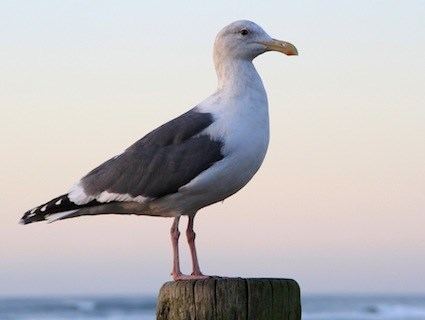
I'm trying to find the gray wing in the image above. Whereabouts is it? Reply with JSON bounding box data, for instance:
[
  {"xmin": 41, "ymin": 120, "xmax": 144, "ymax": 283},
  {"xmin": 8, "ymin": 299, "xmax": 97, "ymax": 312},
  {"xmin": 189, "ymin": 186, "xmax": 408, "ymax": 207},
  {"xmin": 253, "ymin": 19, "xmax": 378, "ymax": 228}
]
[{"xmin": 76, "ymin": 109, "xmax": 223, "ymax": 202}]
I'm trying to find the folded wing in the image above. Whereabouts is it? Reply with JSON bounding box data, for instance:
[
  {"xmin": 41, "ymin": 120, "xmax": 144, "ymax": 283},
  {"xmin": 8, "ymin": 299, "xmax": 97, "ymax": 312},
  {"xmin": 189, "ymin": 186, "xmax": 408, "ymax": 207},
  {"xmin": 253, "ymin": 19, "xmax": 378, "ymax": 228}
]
[{"xmin": 21, "ymin": 109, "xmax": 224, "ymax": 224}]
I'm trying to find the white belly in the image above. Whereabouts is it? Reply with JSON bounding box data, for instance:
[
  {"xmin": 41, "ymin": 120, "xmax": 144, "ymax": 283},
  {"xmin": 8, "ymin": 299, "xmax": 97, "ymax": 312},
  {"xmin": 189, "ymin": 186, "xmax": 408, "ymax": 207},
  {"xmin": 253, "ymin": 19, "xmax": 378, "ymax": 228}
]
[{"xmin": 182, "ymin": 127, "xmax": 269, "ymax": 207}]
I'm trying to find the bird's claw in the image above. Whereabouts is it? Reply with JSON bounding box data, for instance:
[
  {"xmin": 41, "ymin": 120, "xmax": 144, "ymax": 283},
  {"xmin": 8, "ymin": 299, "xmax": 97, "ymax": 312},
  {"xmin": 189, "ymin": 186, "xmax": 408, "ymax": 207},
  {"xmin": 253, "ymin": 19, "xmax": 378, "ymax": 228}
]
[{"xmin": 172, "ymin": 272, "xmax": 210, "ymax": 281}]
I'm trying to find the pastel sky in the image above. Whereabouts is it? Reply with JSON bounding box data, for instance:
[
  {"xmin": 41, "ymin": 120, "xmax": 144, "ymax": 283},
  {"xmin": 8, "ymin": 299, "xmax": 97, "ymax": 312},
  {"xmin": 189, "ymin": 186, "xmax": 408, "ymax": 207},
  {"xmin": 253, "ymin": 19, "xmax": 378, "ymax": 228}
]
[{"xmin": 1, "ymin": 0, "xmax": 424, "ymax": 296}]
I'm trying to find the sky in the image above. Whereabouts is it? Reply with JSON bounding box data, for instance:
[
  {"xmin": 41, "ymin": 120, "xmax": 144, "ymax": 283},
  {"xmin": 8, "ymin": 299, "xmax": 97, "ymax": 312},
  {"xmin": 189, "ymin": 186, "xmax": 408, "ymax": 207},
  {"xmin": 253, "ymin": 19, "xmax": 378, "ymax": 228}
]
[{"xmin": 1, "ymin": 0, "xmax": 424, "ymax": 296}]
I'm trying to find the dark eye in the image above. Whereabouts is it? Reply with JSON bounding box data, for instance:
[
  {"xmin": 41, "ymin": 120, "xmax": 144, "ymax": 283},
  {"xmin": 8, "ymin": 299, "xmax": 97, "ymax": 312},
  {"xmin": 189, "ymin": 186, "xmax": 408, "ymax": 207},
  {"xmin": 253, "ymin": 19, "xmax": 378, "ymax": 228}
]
[{"xmin": 240, "ymin": 29, "xmax": 249, "ymax": 36}]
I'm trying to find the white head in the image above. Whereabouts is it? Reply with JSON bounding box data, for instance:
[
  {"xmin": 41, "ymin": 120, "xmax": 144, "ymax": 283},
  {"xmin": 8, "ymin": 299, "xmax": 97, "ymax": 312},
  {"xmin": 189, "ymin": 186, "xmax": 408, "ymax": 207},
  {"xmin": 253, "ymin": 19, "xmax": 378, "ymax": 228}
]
[{"xmin": 213, "ymin": 20, "xmax": 298, "ymax": 64}]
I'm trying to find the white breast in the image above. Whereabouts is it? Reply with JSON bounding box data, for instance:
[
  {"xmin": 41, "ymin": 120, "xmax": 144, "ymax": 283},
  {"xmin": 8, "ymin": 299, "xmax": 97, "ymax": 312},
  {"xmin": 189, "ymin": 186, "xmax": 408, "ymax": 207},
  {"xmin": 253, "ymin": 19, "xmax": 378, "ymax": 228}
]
[{"xmin": 173, "ymin": 86, "xmax": 270, "ymax": 213}]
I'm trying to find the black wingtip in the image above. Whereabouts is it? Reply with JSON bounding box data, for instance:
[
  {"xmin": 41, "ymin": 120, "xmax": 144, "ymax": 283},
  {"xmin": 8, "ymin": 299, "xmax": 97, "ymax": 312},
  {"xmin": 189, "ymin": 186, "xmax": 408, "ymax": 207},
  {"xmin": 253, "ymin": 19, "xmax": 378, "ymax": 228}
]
[
  {"xmin": 20, "ymin": 193, "xmax": 105, "ymax": 225},
  {"xmin": 19, "ymin": 211, "xmax": 47, "ymax": 225},
  {"xmin": 19, "ymin": 213, "xmax": 32, "ymax": 225},
  {"xmin": 20, "ymin": 194, "xmax": 73, "ymax": 226}
]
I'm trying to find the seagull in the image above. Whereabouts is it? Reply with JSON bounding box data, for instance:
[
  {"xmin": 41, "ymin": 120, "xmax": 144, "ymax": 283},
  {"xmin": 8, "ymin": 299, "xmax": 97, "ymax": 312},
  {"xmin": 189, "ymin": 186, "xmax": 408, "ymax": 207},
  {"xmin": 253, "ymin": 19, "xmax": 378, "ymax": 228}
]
[{"xmin": 20, "ymin": 20, "xmax": 297, "ymax": 280}]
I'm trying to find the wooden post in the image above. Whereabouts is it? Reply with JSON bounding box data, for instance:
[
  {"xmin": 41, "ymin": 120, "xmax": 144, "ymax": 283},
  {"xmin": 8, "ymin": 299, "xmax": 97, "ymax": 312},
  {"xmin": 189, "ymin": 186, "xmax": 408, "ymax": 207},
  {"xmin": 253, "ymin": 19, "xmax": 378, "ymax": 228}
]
[{"xmin": 156, "ymin": 277, "xmax": 301, "ymax": 320}]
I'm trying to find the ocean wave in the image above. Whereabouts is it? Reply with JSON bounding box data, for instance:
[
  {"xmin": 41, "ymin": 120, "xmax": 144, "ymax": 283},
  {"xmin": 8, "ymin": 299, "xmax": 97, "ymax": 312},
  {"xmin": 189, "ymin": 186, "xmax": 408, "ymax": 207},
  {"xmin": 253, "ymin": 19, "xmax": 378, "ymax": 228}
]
[
  {"xmin": 367, "ymin": 304, "xmax": 425, "ymax": 317},
  {"xmin": 304, "ymin": 303, "xmax": 425, "ymax": 320},
  {"xmin": 62, "ymin": 299, "xmax": 97, "ymax": 312},
  {"xmin": 0, "ymin": 296, "xmax": 156, "ymax": 316}
]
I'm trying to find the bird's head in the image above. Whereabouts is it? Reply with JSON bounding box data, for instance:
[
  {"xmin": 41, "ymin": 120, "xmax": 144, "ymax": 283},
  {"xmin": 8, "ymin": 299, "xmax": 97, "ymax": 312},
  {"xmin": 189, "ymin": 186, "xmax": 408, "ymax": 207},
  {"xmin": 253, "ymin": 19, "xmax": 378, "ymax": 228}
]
[{"xmin": 214, "ymin": 20, "xmax": 298, "ymax": 62}]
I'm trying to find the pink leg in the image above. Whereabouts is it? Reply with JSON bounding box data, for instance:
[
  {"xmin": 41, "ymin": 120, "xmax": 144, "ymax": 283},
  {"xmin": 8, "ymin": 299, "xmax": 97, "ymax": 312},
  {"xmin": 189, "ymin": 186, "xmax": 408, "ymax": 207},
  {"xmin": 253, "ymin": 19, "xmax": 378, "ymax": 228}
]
[
  {"xmin": 170, "ymin": 216, "xmax": 184, "ymax": 280},
  {"xmin": 170, "ymin": 215, "xmax": 210, "ymax": 281},
  {"xmin": 186, "ymin": 215, "xmax": 209, "ymax": 278}
]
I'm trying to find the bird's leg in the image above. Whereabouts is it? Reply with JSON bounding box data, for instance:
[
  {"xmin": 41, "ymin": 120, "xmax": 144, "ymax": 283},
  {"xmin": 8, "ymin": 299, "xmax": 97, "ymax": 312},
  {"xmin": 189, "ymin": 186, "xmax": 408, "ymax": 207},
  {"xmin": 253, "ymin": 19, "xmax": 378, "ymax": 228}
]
[
  {"xmin": 170, "ymin": 215, "xmax": 209, "ymax": 281},
  {"xmin": 170, "ymin": 216, "xmax": 184, "ymax": 280},
  {"xmin": 186, "ymin": 215, "xmax": 209, "ymax": 278}
]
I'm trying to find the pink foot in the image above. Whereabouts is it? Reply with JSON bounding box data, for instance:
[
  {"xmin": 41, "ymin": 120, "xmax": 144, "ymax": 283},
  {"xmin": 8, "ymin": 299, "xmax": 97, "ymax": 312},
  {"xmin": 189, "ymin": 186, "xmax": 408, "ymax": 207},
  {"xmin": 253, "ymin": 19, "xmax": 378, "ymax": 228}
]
[{"xmin": 172, "ymin": 272, "xmax": 210, "ymax": 281}]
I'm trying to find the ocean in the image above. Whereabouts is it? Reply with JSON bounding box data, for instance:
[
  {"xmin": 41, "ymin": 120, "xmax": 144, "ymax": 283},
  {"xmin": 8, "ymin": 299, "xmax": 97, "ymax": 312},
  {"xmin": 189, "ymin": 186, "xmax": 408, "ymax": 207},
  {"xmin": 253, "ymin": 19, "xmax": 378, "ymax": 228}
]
[
  {"xmin": 0, "ymin": 295, "xmax": 424, "ymax": 320},
  {"xmin": 303, "ymin": 295, "xmax": 425, "ymax": 320}
]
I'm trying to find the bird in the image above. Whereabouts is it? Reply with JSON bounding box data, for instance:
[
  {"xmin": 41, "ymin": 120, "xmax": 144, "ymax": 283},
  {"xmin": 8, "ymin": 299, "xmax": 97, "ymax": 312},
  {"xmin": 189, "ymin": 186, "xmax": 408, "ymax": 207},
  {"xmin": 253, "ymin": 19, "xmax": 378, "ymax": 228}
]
[{"xmin": 20, "ymin": 20, "xmax": 298, "ymax": 280}]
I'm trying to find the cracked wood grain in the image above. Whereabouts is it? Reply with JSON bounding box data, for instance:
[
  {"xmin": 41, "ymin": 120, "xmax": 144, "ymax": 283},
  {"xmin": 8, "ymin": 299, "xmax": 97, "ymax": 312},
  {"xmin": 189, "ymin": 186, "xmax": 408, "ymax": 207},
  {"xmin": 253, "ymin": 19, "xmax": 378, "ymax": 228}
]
[{"xmin": 156, "ymin": 277, "xmax": 301, "ymax": 320}]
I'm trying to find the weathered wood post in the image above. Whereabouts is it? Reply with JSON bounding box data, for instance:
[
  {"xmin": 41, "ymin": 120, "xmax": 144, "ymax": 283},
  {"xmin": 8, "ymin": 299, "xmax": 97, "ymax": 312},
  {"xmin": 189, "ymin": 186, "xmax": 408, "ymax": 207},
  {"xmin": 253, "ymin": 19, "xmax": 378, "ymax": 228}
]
[{"xmin": 156, "ymin": 277, "xmax": 301, "ymax": 320}]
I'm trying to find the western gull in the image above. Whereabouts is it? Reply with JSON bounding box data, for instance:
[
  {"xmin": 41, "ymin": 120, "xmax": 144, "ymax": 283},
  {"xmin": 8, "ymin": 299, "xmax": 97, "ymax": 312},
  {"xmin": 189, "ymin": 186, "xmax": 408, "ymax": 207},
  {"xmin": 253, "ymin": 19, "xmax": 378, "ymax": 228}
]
[{"xmin": 20, "ymin": 20, "xmax": 298, "ymax": 280}]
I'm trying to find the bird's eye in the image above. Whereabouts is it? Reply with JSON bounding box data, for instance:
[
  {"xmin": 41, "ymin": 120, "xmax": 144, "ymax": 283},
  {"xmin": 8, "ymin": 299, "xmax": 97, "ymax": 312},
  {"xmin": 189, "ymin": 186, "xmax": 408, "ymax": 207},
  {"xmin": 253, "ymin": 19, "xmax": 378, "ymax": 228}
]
[{"xmin": 240, "ymin": 29, "xmax": 249, "ymax": 36}]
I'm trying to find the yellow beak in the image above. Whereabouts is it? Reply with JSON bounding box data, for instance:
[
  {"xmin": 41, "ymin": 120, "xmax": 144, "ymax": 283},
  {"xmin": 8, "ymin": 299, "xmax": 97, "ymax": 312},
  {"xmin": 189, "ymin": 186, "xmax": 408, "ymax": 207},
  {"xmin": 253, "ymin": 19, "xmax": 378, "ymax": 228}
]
[{"xmin": 260, "ymin": 39, "xmax": 298, "ymax": 56}]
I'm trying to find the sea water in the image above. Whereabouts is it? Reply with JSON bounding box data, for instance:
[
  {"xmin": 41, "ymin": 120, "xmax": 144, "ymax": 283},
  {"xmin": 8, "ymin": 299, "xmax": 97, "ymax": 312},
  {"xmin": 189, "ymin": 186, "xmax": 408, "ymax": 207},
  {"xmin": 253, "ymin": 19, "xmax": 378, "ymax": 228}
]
[
  {"xmin": 303, "ymin": 295, "xmax": 425, "ymax": 320},
  {"xmin": 0, "ymin": 295, "xmax": 424, "ymax": 319},
  {"xmin": 0, "ymin": 296, "xmax": 156, "ymax": 320}
]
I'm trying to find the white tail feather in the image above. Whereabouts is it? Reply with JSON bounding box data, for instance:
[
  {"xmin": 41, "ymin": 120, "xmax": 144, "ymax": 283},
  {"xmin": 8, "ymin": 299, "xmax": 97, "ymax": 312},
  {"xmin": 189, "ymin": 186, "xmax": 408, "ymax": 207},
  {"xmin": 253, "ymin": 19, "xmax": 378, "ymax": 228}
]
[{"xmin": 46, "ymin": 210, "xmax": 78, "ymax": 223}]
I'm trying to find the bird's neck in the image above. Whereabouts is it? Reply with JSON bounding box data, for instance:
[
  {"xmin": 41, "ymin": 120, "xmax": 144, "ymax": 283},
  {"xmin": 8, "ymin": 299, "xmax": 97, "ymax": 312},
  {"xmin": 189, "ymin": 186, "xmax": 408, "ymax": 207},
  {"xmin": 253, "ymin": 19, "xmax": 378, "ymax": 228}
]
[{"xmin": 214, "ymin": 58, "xmax": 266, "ymax": 97}]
